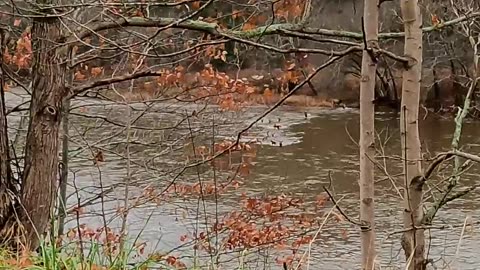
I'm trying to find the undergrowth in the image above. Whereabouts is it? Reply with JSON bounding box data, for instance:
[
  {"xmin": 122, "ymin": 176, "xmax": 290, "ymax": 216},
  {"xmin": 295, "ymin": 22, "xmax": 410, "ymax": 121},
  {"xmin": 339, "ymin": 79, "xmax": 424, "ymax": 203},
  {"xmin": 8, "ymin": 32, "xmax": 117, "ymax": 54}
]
[{"xmin": 0, "ymin": 237, "xmax": 176, "ymax": 270}]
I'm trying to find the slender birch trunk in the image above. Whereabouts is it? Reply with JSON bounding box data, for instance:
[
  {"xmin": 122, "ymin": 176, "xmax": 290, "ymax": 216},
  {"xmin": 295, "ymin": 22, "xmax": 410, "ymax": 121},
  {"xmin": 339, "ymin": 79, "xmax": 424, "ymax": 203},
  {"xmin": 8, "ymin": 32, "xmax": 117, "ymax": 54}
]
[
  {"xmin": 359, "ymin": 0, "xmax": 379, "ymax": 269},
  {"xmin": 400, "ymin": 0, "xmax": 425, "ymax": 269}
]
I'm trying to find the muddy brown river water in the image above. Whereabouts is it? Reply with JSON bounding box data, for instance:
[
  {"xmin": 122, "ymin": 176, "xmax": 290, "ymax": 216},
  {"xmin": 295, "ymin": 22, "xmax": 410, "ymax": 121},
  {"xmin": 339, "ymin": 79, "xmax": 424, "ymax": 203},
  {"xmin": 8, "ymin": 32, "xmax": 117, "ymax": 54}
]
[{"xmin": 6, "ymin": 88, "xmax": 480, "ymax": 269}]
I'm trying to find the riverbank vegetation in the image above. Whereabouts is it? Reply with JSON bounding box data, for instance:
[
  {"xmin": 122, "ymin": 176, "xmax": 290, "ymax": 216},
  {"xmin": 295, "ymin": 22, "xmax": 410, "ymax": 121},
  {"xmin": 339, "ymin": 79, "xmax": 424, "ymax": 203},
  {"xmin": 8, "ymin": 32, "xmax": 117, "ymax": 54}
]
[{"xmin": 1, "ymin": 0, "xmax": 480, "ymax": 269}]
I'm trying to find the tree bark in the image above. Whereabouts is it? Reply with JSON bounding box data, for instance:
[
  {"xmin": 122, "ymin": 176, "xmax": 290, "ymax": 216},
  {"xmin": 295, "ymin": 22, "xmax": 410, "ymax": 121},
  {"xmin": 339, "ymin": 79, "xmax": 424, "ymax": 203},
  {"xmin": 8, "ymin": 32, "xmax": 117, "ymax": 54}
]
[
  {"xmin": 20, "ymin": 0, "xmax": 66, "ymax": 249},
  {"xmin": 399, "ymin": 0, "xmax": 425, "ymax": 269},
  {"xmin": 359, "ymin": 0, "xmax": 379, "ymax": 269}
]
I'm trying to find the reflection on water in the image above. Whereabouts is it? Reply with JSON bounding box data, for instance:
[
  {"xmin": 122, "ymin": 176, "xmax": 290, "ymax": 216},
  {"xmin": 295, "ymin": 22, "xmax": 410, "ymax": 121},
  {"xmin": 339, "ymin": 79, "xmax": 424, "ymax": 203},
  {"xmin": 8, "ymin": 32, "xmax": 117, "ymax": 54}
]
[{"xmin": 5, "ymin": 88, "xmax": 480, "ymax": 269}]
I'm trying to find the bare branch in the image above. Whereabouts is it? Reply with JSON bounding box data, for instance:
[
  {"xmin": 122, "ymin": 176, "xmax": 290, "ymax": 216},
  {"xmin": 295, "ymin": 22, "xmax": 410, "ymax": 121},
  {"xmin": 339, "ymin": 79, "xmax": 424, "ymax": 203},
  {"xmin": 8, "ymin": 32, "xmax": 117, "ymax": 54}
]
[
  {"xmin": 71, "ymin": 11, "xmax": 480, "ymax": 44},
  {"xmin": 68, "ymin": 70, "xmax": 163, "ymax": 98},
  {"xmin": 323, "ymin": 186, "xmax": 362, "ymax": 227}
]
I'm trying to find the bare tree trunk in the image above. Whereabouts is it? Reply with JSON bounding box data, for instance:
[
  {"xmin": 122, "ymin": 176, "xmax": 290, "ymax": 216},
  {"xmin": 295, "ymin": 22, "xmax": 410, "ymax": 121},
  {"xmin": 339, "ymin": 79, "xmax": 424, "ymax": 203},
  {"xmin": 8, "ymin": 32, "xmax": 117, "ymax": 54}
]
[
  {"xmin": 57, "ymin": 99, "xmax": 69, "ymax": 237},
  {"xmin": 359, "ymin": 0, "xmax": 379, "ymax": 269},
  {"xmin": 0, "ymin": 30, "xmax": 16, "ymax": 230},
  {"xmin": 57, "ymin": 46, "xmax": 76, "ymax": 237},
  {"xmin": 20, "ymin": 0, "xmax": 67, "ymax": 249},
  {"xmin": 399, "ymin": 0, "xmax": 425, "ymax": 269}
]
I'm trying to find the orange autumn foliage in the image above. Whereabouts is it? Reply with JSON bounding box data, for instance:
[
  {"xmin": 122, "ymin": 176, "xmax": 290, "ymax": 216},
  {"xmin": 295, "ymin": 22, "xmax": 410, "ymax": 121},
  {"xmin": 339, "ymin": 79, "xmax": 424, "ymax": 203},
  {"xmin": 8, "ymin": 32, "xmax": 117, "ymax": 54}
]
[
  {"xmin": 4, "ymin": 28, "xmax": 32, "ymax": 69},
  {"xmin": 431, "ymin": 14, "xmax": 441, "ymax": 26},
  {"xmin": 1, "ymin": 251, "xmax": 34, "ymax": 269}
]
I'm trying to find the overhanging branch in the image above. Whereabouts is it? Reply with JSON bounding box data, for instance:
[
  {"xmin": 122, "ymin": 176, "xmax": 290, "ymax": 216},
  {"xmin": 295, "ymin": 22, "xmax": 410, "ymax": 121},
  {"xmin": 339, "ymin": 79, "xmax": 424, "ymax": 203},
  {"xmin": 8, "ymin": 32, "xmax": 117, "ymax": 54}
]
[
  {"xmin": 71, "ymin": 11, "xmax": 480, "ymax": 43},
  {"xmin": 422, "ymin": 150, "xmax": 480, "ymax": 183},
  {"xmin": 68, "ymin": 70, "xmax": 163, "ymax": 98},
  {"xmin": 71, "ymin": 17, "xmax": 410, "ymax": 65}
]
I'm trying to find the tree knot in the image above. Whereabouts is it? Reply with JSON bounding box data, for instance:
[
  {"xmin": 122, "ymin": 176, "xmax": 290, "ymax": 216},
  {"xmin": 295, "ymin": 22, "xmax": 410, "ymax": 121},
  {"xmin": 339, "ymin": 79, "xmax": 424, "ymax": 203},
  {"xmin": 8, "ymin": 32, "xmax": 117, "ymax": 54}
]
[
  {"xmin": 45, "ymin": 106, "xmax": 56, "ymax": 115},
  {"xmin": 402, "ymin": 55, "xmax": 418, "ymax": 69}
]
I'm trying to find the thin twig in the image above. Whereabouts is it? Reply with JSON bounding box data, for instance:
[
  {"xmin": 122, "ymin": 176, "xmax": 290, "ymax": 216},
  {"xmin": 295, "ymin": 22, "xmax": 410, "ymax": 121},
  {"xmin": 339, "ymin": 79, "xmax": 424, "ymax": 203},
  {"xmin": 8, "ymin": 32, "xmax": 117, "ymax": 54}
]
[{"xmin": 322, "ymin": 186, "xmax": 361, "ymax": 227}]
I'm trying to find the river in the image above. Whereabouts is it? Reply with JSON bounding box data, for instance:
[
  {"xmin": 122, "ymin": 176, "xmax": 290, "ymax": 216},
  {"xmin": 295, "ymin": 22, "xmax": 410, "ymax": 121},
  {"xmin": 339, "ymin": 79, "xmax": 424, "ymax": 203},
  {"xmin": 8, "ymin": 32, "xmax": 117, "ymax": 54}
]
[{"xmin": 5, "ymin": 88, "xmax": 480, "ymax": 269}]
